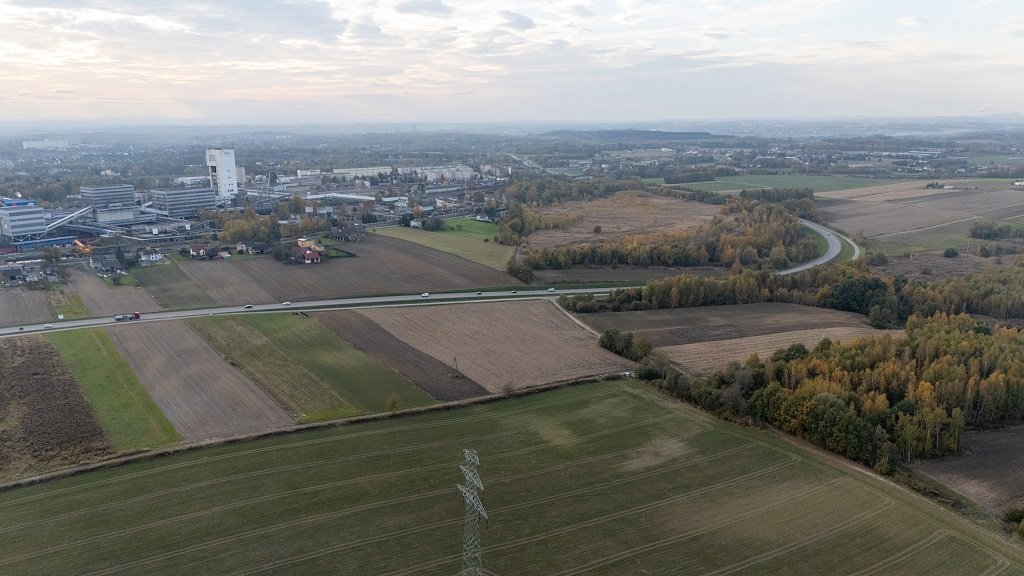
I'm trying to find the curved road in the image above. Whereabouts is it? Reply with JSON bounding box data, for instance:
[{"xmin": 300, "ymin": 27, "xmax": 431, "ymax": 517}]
[{"xmin": 2, "ymin": 221, "xmax": 857, "ymax": 337}]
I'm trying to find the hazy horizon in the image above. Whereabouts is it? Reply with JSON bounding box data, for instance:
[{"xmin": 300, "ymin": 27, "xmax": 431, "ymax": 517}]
[{"xmin": 3, "ymin": 0, "xmax": 1023, "ymax": 124}]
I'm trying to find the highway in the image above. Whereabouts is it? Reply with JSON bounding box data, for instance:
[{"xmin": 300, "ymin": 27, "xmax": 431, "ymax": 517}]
[{"xmin": 1, "ymin": 220, "xmax": 855, "ymax": 337}]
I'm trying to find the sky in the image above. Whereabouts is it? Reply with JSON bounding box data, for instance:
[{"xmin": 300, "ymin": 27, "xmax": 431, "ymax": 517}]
[{"xmin": 1, "ymin": 0, "xmax": 1022, "ymax": 124}]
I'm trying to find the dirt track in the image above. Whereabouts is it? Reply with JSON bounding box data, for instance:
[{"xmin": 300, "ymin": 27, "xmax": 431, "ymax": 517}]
[
  {"xmin": 66, "ymin": 265, "xmax": 162, "ymax": 317},
  {"xmin": 105, "ymin": 321, "xmax": 293, "ymax": 441}
]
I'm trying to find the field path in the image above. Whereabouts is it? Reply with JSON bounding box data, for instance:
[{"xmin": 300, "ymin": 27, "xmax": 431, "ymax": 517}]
[{"xmin": 105, "ymin": 321, "xmax": 292, "ymax": 441}]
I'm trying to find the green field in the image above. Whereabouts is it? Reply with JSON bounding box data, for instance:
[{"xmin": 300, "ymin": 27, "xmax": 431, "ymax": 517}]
[
  {"xmin": 0, "ymin": 381, "xmax": 1020, "ymax": 575},
  {"xmin": 132, "ymin": 263, "xmax": 218, "ymax": 309},
  {"xmin": 46, "ymin": 287, "xmax": 89, "ymax": 319},
  {"xmin": 189, "ymin": 314, "xmax": 431, "ymax": 421},
  {"xmin": 376, "ymin": 218, "xmax": 514, "ymax": 270},
  {"xmin": 45, "ymin": 329, "xmax": 180, "ymax": 451},
  {"xmin": 868, "ymin": 220, "xmax": 976, "ymax": 255},
  {"xmin": 682, "ymin": 175, "xmax": 910, "ymax": 193}
]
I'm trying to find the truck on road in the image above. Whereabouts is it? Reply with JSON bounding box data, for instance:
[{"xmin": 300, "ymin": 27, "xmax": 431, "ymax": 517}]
[{"xmin": 114, "ymin": 312, "xmax": 142, "ymax": 321}]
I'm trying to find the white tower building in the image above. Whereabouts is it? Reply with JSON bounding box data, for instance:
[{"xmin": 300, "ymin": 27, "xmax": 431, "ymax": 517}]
[{"xmin": 206, "ymin": 148, "xmax": 238, "ymax": 205}]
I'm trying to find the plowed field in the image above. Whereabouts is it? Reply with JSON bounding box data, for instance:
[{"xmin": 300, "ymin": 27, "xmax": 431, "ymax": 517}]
[
  {"xmin": 0, "ymin": 336, "xmax": 112, "ymax": 482},
  {"xmin": 65, "ymin": 265, "xmax": 162, "ymax": 317},
  {"xmin": 0, "ymin": 288, "xmax": 51, "ymax": 327},
  {"xmin": 916, "ymin": 426, "xmax": 1024, "ymax": 516},
  {"xmin": 580, "ymin": 303, "xmax": 873, "ymax": 347},
  {"xmin": 232, "ymin": 235, "xmax": 518, "ymax": 301},
  {"xmin": 658, "ymin": 327, "xmax": 903, "ymax": 374},
  {"xmin": 359, "ymin": 300, "xmax": 632, "ymax": 392},
  {"xmin": 178, "ymin": 260, "xmax": 275, "ymax": 305},
  {"xmin": 105, "ymin": 321, "xmax": 293, "ymax": 441},
  {"xmin": 316, "ymin": 310, "xmax": 489, "ymax": 401}
]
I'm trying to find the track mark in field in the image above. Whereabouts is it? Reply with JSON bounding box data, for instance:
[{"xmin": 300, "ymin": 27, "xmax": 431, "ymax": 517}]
[
  {"xmin": 379, "ymin": 465, "xmax": 820, "ymax": 576},
  {"xmin": 0, "ymin": 386, "xmax": 624, "ymax": 510},
  {"xmin": 702, "ymin": 502, "xmax": 893, "ymax": 575},
  {"xmin": 1, "ymin": 413, "xmax": 685, "ymax": 566},
  {"xmin": 847, "ymin": 530, "xmax": 952, "ymax": 576},
  {"xmin": 83, "ymin": 439, "xmax": 745, "ymax": 575},
  {"xmin": 0, "ymin": 394, "xmax": 659, "ymax": 534}
]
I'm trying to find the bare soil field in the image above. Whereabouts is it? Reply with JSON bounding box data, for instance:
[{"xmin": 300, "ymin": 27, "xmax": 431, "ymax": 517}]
[
  {"xmin": 134, "ymin": 261, "xmax": 219, "ymax": 310},
  {"xmin": 818, "ymin": 198, "xmax": 966, "ymax": 238},
  {"xmin": 818, "ymin": 180, "xmax": 1006, "ymax": 202},
  {"xmin": 658, "ymin": 326, "xmax": 903, "ymax": 374},
  {"xmin": 358, "ymin": 300, "xmax": 632, "ymax": 392},
  {"xmin": 315, "ymin": 310, "xmax": 488, "ymax": 401},
  {"xmin": 532, "ymin": 265, "xmax": 727, "ymax": 284},
  {"xmin": 870, "ymin": 251, "xmax": 1013, "ymax": 282},
  {"xmin": 232, "ymin": 235, "xmax": 518, "ymax": 301},
  {"xmin": 916, "ymin": 427, "xmax": 1024, "ymax": 515},
  {"xmin": 0, "ymin": 288, "xmax": 52, "ymax": 327},
  {"xmin": 177, "ymin": 260, "xmax": 275, "ymax": 305},
  {"xmin": 0, "ymin": 336, "xmax": 113, "ymax": 482},
  {"xmin": 580, "ymin": 303, "xmax": 873, "ymax": 347},
  {"xmin": 105, "ymin": 321, "xmax": 293, "ymax": 441},
  {"xmin": 525, "ymin": 192, "xmax": 720, "ymax": 250},
  {"xmin": 65, "ymin": 265, "xmax": 162, "ymax": 317}
]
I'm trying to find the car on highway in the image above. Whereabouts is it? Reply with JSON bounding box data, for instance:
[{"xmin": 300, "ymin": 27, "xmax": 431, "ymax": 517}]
[
  {"xmin": 243, "ymin": 304, "xmax": 253, "ymax": 309},
  {"xmin": 511, "ymin": 290, "xmax": 518, "ymax": 293},
  {"xmin": 421, "ymin": 292, "xmax": 430, "ymax": 297},
  {"xmin": 282, "ymin": 301, "xmax": 291, "ymax": 306},
  {"xmin": 475, "ymin": 291, "xmax": 482, "ymax": 295},
  {"xmin": 43, "ymin": 324, "xmax": 54, "ymax": 329},
  {"xmin": 547, "ymin": 287, "xmax": 555, "ymax": 292}
]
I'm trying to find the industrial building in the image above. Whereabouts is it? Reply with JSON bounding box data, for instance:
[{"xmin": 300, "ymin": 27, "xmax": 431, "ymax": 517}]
[
  {"xmin": 207, "ymin": 148, "xmax": 239, "ymax": 204},
  {"xmin": 149, "ymin": 187, "xmax": 217, "ymax": 219},
  {"xmin": 79, "ymin": 184, "xmax": 156, "ymax": 226},
  {"xmin": 0, "ymin": 198, "xmax": 46, "ymax": 241}
]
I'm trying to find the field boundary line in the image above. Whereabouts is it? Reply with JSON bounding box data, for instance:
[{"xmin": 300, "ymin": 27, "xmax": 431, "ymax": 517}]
[
  {"xmin": 868, "ymin": 215, "xmax": 977, "ymax": 239},
  {"xmin": 0, "ymin": 394, "xmax": 662, "ymax": 534},
  {"xmin": 242, "ymin": 451, "xmax": 802, "ymax": 576},
  {"xmin": 0, "ymin": 413, "xmax": 687, "ymax": 566},
  {"xmin": 0, "ymin": 383, "xmax": 624, "ymax": 503}
]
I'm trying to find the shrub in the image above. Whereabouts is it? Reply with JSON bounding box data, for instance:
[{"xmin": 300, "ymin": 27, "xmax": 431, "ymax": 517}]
[
  {"xmin": 1004, "ymin": 507, "xmax": 1024, "ymax": 524},
  {"xmin": 593, "ymin": 225, "xmax": 602, "ymax": 234},
  {"xmin": 943, "ymin": 247, "xmax": 960, "ymax": 258}
]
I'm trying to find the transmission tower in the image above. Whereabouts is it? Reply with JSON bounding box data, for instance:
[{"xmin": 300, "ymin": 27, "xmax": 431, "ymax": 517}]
[{"xmin": 458, "ymin": 449, "xmax": 487, "ymax": 576}]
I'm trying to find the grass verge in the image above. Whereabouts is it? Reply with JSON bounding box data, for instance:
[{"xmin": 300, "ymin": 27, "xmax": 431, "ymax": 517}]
[
  {"xmin": 376, "ymin": 218, "xmax": 514, "ymax": 270},
  {"xmin": 46, "ymin": 286, "xmax": 89, "ymax": 320}
]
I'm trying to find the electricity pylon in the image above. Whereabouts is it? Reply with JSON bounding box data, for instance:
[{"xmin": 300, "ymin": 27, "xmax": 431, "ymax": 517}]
[{"xmin": 458, "ymin": 449, "xmax": 487, "ymax": 576}]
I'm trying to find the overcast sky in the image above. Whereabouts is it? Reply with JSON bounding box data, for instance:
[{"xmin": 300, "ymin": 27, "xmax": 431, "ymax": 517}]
[{"xmin": 1, "ymin": 0, "xmax": 1022, "ymax": 124}]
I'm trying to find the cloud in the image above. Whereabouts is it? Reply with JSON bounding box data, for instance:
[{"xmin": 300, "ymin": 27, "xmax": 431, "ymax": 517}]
[
  {"xmin": 569, "ymin": 4, "xmax": 593, "ymax": 18},
  {"xmin": 498, "ymin": 10, "xmax": 535, "ymax": 31},
  {"xmin": 896, "ymin": 16, "xmax": 927, "ymax": 28},
  {"xmin": 394, "ymin": 0, "xmax": 453, "ymax": 16}
]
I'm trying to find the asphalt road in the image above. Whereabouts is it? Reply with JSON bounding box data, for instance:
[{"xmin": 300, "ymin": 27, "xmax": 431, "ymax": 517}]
[{"xmin": 2, "ymin": 221, "xmax": 854, "ymax": 337}]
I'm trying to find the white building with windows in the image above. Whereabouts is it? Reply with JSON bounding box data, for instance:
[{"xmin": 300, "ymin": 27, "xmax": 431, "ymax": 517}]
[{"xmin": 206, "ymin": 148, "xmax": 238, "ymax": 204}]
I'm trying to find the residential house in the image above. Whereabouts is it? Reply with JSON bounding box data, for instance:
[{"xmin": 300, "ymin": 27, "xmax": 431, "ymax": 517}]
[
  {"xmin": 293, "ymin": 245, "xmax": 321, "ymax": 264},
  {"xmin": 248, "ymin": 241, "xmax": 270, "ymax": 255},
  {"xmin": 189, "ymin": 244, "xmax": 207, "ymax": 258}
]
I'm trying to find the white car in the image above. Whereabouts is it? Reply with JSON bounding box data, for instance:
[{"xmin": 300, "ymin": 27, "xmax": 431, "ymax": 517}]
[
  {"xmin": 547, "ymin": 287, "xmax": 555, "ymax": 292},
  {"xmin": 421, "ymin": 292, "xmax": 430, "ymax": 297},
  {"xmin": 43, "ymin": 324, "xmax": 54, "ymax": 329},
  {"xmin": 243, "ymin": 304, "xmax": 253, "ymax": 309},
  {"xmin": 282, "ymin": 301, "xmax": 291, "ymax": 306}
]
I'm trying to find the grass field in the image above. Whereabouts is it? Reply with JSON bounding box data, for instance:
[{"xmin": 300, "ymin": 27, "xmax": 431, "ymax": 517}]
[
  {"xmin": 681, "ymin": 175, "xmax": 910, "ymax": 193},
  {"xmin": 45, "ymin": 329, "xmax": 180, "ymax": 452},
  {"xmin": 189, "ymin": 316, "xmax": 360, "ymax": 422},
  {"xmin": 376, "ymin": 218, "xmax": 514, "ymax": 270},
  {"xmin": 241, "ymin": 313, "xmax": 434, "ymax": 413},
  {"xmin": 0, "ymin": 381, "xmax": 1021, "ymax": 574},
  {"xmin": 46, "ymin": 286, "xmax": 89, "ymax": 319}
]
